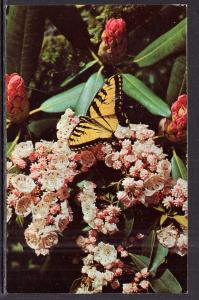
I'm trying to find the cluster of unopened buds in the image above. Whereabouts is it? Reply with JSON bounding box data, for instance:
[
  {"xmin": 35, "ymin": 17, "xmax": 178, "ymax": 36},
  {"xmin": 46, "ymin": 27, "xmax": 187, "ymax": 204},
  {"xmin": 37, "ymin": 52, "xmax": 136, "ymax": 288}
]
[
  {"xmin": 98, "ymin": 18, "xmax": 128, "ymax": 64},
  {"xmin": 6, "ymin": 73, "xmax": 29, "ymax": 123},
  {"xmin": 123, "ymin": 268, "xmax": 150, "ymax": 294},
  {"xmin": 159, "ymin": 94, "xmax": 187, "ymax": 143},
  {"xmin": 76, "ymin": 232, "xmax": 127, "ymax": 293}
]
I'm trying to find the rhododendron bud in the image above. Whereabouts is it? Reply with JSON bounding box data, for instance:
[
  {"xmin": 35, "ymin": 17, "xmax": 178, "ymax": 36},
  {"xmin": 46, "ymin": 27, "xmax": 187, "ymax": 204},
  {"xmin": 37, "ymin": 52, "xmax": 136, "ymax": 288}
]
[
  {"xmin": 159, "ymin": 95, "xmax": 187, "ymax": 143},
  {"xmin": 6, "ymin": 73, "xmax": 29, "ymax": 123},
  {"xmin": 98, "ymin": 18, "xmax": 128, "ymax": 64}
]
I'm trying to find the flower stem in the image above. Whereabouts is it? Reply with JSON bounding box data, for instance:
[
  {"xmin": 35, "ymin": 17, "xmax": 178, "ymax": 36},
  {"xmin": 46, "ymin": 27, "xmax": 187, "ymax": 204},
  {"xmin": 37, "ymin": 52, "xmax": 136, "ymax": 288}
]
[
  {"xmin": 7, "ymin": 129, "xmax": 21, "ymax": 157},
  {"xmin": 88, "ymin": 47, "xmax": 103, "ymax": 67},
  {"xmin": 29, "ymin": 107, "xmax": 42, "ymax": 116}
]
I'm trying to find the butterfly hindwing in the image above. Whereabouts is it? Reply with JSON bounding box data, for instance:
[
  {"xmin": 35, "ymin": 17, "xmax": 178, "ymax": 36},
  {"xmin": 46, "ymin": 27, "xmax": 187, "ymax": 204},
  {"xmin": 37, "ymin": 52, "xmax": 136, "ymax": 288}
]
[{"xmin": 68, "ymin": 74, "xmax": 128, "ymax": 150}]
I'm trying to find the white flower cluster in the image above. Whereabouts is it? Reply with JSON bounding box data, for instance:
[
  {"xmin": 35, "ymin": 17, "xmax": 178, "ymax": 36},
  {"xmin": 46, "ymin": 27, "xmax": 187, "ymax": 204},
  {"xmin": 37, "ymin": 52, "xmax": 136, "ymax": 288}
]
[
  {"xmin": 78, "ymin": 181, "xmax": 121, "ymax": 235},
  {"xmin": 157, "ymin": 224, "xmax": 187, "ymax": 256},
  {"xmin": 76, "ymin": 233, "xmax": 124, "ymax": 293},
  {"xmin": 7, "ymin": 138, "xmax": 76, "ymax": 255}
]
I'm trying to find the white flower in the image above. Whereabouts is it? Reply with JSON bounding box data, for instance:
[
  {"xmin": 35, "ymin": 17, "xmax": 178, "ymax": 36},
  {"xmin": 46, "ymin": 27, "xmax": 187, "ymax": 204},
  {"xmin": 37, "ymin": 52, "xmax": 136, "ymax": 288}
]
[
  {"xmin": 11, "ymin": 174, "xmax": 35, "ymax": 193},
  {"xmin": 38, "ymin": 170, "xmax": 65, "ymax": 191},
  {"xmin": 81, "ymin": 201, "xmax": 97, "ymax": 223},
  {"xmin": 157, "ymin": 159, "xmax": 171, "ymax": 179},
  {"xmin": 114, "ymin": 125, "xmax": 132, "ymax": 139},
  {"xmin": 144, "ymin": 175, "xmax": 164, "ymax": 196},
  {"xmin": 12, "ymin": 141, "xmax": 33, "ymax": 158},
  {"xmin": 122, "ymin": 283, "xmax": 134, "ymax": 294},
  {"xmin": 15, "ymin": 196, "xmax": 32, "ymax": 217},
  {"xmin": 24, "ymin": 224, "xmax": 40, "ymax": 250},
  {"xmin": 83, "ymin": 254, "xmax": 94, "ymax": 266},
  {"xmin": 139, "ymin": 280, "xmax": 149, "ymax": 289},
  {"xmin": 175, "ymin": 232, "xmax": 188, "ymax": 256},
  {"xmin": 32, "ymin": 201, "xmax": 49, "ymax": 220},
  {"xmin": 76, "ymin": 285, "xmax": 93, "ymax": 294},
  {"xmin": 157, "ymin": 224, "xmax": 178, "ymax": 248},
  {"xmin": 93, "ymin": 242, "xmax": 117, "ymax": 267}
]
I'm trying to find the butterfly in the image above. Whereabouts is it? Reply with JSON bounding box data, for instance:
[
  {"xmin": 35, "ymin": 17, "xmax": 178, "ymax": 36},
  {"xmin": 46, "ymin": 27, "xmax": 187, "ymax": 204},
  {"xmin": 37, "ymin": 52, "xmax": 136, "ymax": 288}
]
[{"xmin": 68, "ymin": 74, "xmax": 128, "ymax": 150}]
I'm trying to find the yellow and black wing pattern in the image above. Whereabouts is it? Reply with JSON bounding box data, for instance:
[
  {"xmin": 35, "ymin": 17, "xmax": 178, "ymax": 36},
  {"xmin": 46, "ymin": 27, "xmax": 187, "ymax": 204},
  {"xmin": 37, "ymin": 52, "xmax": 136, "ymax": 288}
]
[{"xmin": 68, "ymin": 74, "xmax": 128, "ymax": 150}]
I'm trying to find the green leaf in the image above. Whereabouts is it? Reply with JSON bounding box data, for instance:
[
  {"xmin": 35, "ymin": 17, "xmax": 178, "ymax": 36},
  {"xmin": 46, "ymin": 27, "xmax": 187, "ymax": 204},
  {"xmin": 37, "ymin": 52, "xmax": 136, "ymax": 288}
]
[
  {"xmin": 166, "ymin": 56, "xmax": 186, "ymax": 104},
  {"xmin": 171, "ymin": 150, "xmax": 187, "ymax": 180},
  {"xmin": 149, "ymin": 242, "xmax": 168, "ymax": 274},
  {"xmin": 123, "ymin": 73, "xmax": 171, "ymax": 117},
  {"xmin": 141, "ymin": 230, "xmax": 156, "ymax": 261},
  {"xmin": 124, "ymin": 215, "xmax": 134, "ymax": 238},
  {"xmin": 6, "ymin": 6, "xmax": 45, "ymax": 84},
  {"xmin": 172, "ymin": 215, "xmax": 188, "ymax": 228},
  {"xmin": 82, "ymin": 225, "xmax": 92, "ymax": 232},
  {"xmin": 11, "ymin": 242, "xmax": 24, "ymax": 253},
  {"xmin": 40, "ymin": 82, "xmax": 85, "ymax": 113},
  {"xmin": 129, "ymin": 253, "xmax": 150, "ymax": 271},
  {"xmin": 160, "ymin": 214, "xmax": 168, "ymax": 226},
  {"xmin": 60, "ymin": 60, "xmax": 98, "ymax": 87},
  {"xmin": 46, "ymin": 6, "xmax": 90, "ymax": 50},
  {"xmin": 75, "ymin": 72, "xmax": 104, "ymax": 116},
  {"xmin": 134, "ymin": 18, "xmax": 187, "ymax": 67},
  {"xmin": 28, "ymin": 118, "xmax": 58, "ymax": 137},
  {"xmin": 150, "ymin": 269, "xmax": 182, "ymax": 293},
  {"xmin": 16, "ymin": 215, "xmax": 24, "ymax": 227}
]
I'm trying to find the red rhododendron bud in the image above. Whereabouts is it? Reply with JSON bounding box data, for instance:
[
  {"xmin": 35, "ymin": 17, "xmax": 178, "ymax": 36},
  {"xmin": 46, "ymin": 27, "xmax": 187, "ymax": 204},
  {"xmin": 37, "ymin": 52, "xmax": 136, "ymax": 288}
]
[
  {"xmin": 98, "ymin": 18, "xmax": 128, "ymax": 64},
  {"xmin": 159, "ymin": 94, "xmax": 187, "ymax": 143},
  {"xmin": 6, "ymin": 73, "xmax": 29, "ymax": 123}
]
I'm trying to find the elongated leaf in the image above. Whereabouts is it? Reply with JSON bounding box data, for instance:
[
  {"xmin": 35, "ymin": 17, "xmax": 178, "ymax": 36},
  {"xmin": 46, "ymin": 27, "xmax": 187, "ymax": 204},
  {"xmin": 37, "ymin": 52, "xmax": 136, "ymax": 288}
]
[
  {"xmin": 60, "ymin": 60, "xmax": 98, "ymax": 87},
  {"xmin": 46, "ymin": 6, "xmax": 90, "ymax": 50},
  {"xmin": 149, "ymin": 242, "xmax": 168, "ymax": 274},
  {"xmin": 172, "ymin": 215, "xmax": 188, "ymax": 228},
  {"xmin": 28, "ymin": 118, "xmax": 58, "ymax": 137},
  {"xmin": 160, "ymin": 214, "xmax": 168, "ymax": 226},
  {"xmin": 171, "ymin": 150, "xmax": 187, "ymax": 180},
  {"xmin": 134, "ymin": 18, "xmax": 187, "ymax": 67},
  {"xmin": 129, "ymin": 253, "xmax": 150, "ymax": 271},
  {"xmin": 124, "ymin": 215, "xmax": 134, "ymax": 238},
  {"xmin": 16, "ymin": 215, "xmax": 24, "ymax": 227},
  {"xmin": 40, "ymin": 82, "xmax": 85, "ymax": 113},
  {"xmin": 141, "ymin": 230, "xmax": 156, "ymax": 260},
  {"xmin": 6, "ymin": 6, "xmax": 45, "ymax": 84},
  {"xmin": 166, "ymin": 56, "xmax": 186, "ymax": 104},
  {"xmin": 6, "ymin": 6, "xmax": 27, "ymax": 74},
  {"xmin": 150, "ymin": 269, "xmax": 182, "ymax": 293},
  {"xmin": 75, "ymin": 72, "xmax": 104, "ymax": 116},
  {"xmin": 123, "ymin": 73, "xmax": 171, "ymax": 117}
]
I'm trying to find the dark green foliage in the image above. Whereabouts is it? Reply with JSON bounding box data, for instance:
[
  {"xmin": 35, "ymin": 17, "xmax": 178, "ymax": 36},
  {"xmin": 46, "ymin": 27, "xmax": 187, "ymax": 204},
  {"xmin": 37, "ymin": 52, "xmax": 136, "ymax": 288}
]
[{"xmin": 6, "ymin": 6, "xmax": 45, "ymax": 85}]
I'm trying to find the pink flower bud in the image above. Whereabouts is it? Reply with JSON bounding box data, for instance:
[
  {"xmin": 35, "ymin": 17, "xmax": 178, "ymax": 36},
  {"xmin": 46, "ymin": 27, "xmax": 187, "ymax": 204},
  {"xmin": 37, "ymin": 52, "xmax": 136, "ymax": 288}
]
[
  {"xmin": 46, "ymin": 215, "xmax": 55, "ymax": 225},
  {"xmin": 50, "ymin": 204, "xmax": 61, "ymax": 215},
  {"xmin": 98, "ymin": 18, "xmax": 127, "ymax": 64},
  {"xmin": 6, "ymin": 73, "xmax": 29, "ymax": 123},
  {"xmin": 159, "ymin": 95, "xmax": 187, "ymax": 143}
]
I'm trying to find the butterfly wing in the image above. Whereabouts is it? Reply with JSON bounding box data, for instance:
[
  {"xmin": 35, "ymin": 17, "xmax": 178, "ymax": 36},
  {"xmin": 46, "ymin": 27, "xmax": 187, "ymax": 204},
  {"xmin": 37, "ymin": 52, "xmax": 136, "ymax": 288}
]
[
  {"xmin": 68, "ymin": 116, "xmax": 112, "ymax": 149},
  {"xmin": 87, "ymin": 74, "xmax": 128, "ymax": 130},
  {"xmin": 68, "ymin": 74, "xmax": 128, "ymax": 150}
]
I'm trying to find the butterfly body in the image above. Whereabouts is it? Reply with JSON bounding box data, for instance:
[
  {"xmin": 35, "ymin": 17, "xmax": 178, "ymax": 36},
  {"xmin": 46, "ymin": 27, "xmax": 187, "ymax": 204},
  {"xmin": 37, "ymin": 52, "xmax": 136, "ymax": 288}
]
[{"xmin": 68, "ymin": 74, "xmax": 128, "ymax": 150}]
